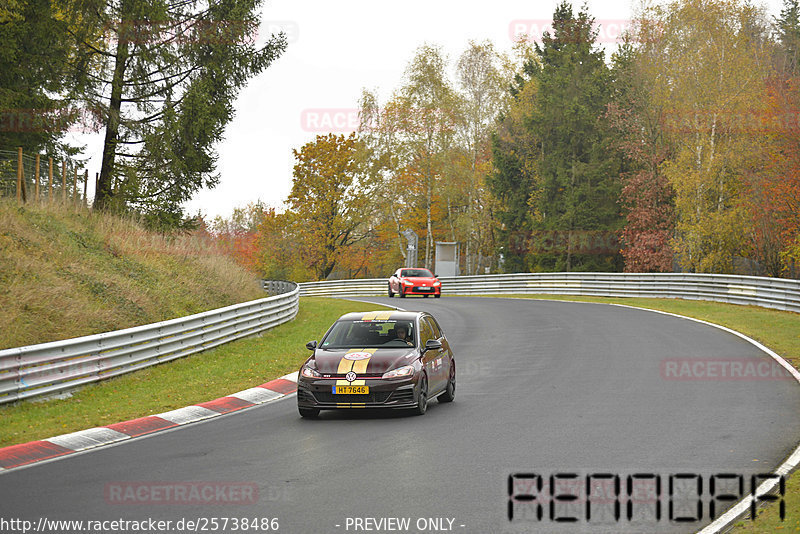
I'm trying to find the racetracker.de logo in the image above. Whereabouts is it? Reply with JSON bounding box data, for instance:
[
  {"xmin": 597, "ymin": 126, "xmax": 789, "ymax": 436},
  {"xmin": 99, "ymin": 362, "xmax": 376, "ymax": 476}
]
[
  {"xmin": 660, "ymin": 358, "xmax": 794, "ymax": 381},
  {"xmin": 509, "ymin": 19, "xmax": 633, "ymax": 43},
  {"xmin": 300, "ymin": 108, "xmax": 363, "ymax": 133},
  {"xmin": 104, "ymin": 482, "xmax": 258, "ymax": 505}
]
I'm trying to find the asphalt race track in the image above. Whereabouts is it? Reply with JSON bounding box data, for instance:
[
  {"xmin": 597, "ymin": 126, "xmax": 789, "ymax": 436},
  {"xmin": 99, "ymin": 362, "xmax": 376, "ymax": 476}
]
[{"xmin": 1, "ymin": 297, "xmax": 799, "ymax": 534}]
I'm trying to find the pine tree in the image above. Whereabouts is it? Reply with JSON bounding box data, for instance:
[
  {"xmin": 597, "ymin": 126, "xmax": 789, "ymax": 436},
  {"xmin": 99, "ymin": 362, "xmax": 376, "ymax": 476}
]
[
  {"xmin": 527, "ymin": 2, "xmax": 623, "ymax": 271},
  {"xmin": 62, "ymin": 0, "xmax": 286, "ymax": 227}
]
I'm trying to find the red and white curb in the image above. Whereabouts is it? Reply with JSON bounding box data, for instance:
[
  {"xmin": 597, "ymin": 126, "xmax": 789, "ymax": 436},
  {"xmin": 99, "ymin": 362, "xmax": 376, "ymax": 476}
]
[{"xmin": 0, "ymin": 372, "xmax": 298, "ymax": 473}]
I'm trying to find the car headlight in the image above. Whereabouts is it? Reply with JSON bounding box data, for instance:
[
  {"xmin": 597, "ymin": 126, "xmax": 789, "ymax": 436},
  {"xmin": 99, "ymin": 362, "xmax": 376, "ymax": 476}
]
[
  {"xmin": 433, "ymin": 280, "xmax": 441, "ymax": 286},
  {"xmin": 301, "ymin": 365, "xmax": 321, "ymax": 378},
  {"xmin": 402, "ymin": 279, "xmax": 413, "ymax": 286},
  {"xmin": 382, "ymin": 365, "xmax": 415, "ymax": 379}
]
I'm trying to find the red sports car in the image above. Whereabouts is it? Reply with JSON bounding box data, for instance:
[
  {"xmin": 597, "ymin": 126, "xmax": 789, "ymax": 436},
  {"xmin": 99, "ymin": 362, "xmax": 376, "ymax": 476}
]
[{"xmin": 388, "ymin": 268, "xmax": 441, "ymax": 298}]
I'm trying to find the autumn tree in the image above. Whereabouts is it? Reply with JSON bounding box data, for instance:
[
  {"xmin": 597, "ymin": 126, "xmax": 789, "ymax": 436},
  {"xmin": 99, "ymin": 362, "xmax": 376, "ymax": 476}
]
[
  {"xmin": 606, "ymin": 34, "xmax": 676, "ymax": 273},
  {"xmin": 210, "ymin": 201, "xmax": 268, "ymax": 271},
  {"xmin": 396, "ymin": 45, "xmax": 459, "ymax": 268},
  {"xmin": 639, "ymin": 0, "xmax": 772, "ymax": 273},
  {"xmin": 451, "ymin": 40, "xmax": 507, "ymax": 274},
  {"xmin": 287, "ymin": 133, "xmax": 372, "ymax": 280}
]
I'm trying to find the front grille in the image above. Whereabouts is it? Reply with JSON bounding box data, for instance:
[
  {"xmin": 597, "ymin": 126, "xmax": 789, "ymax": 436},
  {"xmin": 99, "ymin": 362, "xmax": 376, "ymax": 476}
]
[{"xmin": 312, "ymin": 391, "xmax": 392, "ymax": 404}]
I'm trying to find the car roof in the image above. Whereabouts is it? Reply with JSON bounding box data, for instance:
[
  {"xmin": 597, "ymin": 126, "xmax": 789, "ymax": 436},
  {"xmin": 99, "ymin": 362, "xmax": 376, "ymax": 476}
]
[{"xmin": 336, "ymin": 310, "xmax": 426, "ymax": 322}]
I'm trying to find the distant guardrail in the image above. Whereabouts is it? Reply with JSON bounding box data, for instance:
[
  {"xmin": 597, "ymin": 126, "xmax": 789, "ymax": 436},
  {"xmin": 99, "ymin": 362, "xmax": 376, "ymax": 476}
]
[
  {"xmin": 299, "ymin": 272, "xmax": 800, "ymax": 314},
  {"xmin": 0, "ymin": 282, "xmax": 299, "ymax": 404}
]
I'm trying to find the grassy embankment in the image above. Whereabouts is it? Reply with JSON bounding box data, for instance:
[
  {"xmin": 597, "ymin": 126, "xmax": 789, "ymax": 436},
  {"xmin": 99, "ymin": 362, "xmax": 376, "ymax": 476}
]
[{"xmin": 0, "ymin": 200, "xmax": 265, "ymax": 349}]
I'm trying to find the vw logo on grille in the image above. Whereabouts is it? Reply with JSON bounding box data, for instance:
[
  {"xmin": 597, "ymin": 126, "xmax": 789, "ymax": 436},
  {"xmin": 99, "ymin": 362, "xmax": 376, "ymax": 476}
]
[{"xmin": 345, "ymin": 371, "xmax": 357, "ymax": 383}]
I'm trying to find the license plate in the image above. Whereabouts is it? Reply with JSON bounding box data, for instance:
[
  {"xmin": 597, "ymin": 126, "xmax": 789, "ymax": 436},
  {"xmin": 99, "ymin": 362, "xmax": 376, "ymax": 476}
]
[
  {"xmin": 417, "ymin": 287, "xmax": 432, "ymax": 291},
  {"xmin": 332, "ymin": 385, "xmax": 369, "ymax": 394}
]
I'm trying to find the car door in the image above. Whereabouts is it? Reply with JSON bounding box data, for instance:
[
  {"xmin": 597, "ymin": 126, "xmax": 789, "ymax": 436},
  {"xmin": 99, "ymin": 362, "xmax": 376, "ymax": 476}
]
[
  {"xmin": 419, "ymin": 316, "xmax": 445, "ymax": 393},
  {"xmin": 429, "ymin": 315, "xmax": 452, "ymax": 384}
]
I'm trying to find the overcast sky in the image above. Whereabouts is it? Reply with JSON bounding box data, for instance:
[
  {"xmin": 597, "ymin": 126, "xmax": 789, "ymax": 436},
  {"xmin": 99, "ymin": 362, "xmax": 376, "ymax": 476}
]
[{"xmin": 66, "ymin": 0, "xmax": 786, "ymax": 221}]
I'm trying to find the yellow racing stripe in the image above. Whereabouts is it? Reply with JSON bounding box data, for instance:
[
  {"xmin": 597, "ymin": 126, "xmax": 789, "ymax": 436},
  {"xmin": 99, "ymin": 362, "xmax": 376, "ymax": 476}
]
[
  {"xmin": 337, "ymin": 358, "xmax": 354, "ymax": 374},
  {"xmin": 334, "ymin": 349, "xmax": 376, "ymax": 394}
]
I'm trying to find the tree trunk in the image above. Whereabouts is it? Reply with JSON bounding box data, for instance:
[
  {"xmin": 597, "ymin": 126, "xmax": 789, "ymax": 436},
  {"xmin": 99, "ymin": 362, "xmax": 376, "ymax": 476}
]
[{"xmin": 95, "ymin": 17, "xmax": 130, "ymax": 211}]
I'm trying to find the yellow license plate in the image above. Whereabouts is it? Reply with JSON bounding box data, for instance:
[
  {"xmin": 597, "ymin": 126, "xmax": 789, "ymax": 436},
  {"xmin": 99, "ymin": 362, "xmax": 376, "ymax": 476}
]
[{"xmin": 332, "ymin": 385, "xmax": 369, "ymax": 394}]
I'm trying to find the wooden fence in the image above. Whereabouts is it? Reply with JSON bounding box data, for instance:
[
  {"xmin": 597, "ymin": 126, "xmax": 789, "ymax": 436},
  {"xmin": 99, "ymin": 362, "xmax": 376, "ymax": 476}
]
[{"xmin": 0, "ymin": 147, "xmax": 89, "ymax": 206}]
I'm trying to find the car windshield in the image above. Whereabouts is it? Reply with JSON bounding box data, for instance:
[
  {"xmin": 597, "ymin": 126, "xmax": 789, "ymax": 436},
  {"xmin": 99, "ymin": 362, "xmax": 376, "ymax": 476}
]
[
  {"xmin": 320, "ymin": 320, "xmax": 416, "ymax": 349},
  {"xmin": 401, "ymin": 269, "xmax": 433, "ymax": 278}
]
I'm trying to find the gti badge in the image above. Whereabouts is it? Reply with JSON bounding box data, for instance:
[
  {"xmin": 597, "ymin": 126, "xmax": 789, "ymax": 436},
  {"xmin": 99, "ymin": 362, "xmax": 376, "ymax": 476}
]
[{"xmin": 345, "ymin": 371, "xmax": 357, "ymax": 383}]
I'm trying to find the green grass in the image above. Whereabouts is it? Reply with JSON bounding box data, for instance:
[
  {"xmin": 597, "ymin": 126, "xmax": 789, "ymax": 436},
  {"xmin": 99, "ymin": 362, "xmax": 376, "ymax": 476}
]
[
  {"xmin": 0, "ymin": 297, "xmax": 390, "ymax": 448},
  {"xmin": 0, "ymin": 200, "xmax": 265, "ymax": 349},
  {"xmin": 492, "ymin": 293, "xmax": 800, "ymax": 532}
]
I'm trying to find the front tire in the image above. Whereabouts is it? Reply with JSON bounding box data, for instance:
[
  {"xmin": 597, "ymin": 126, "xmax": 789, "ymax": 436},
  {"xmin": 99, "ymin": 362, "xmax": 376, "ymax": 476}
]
[
  {"xmin": 399, "ymin": 288, "xmax": 406, "ymax": 298},
  {"xmin": 412, "ymin": 374, "xmax": 428, "ymax": 415},
  {"xmin": 299, "ymin": 406, "xmax": 319, "ymax": 418},
  {"xmin": 434, "ymin": 293, "xmax": 441, "ymax": 298}
]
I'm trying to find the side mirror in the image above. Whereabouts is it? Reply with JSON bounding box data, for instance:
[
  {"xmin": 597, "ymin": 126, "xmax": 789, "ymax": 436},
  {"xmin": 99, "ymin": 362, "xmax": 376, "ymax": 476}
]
[
  {"xmin": 306, "ymin": 340, "xmax": 318, "ymax": 350},
  {"xmin": 423, "ymin": 339, "xmax": 442, "ymax": 352},
  {"xmin": 434, "ymin": 274, "xmax": 439, "ymax": 278}
]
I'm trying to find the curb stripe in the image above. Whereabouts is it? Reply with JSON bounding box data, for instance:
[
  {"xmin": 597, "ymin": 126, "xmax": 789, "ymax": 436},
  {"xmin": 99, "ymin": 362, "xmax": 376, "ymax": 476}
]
[
  {"xmin": 0, "ymin": 441, "xmax": 74, "ymax": 469},
  {"xmin": 156, "ymin": 406, "xmax": 219, "ymax": 425},
  {"xmin": 0, "ymin": 372, "xmax": 299, "ymax": 474},
  {"xmin": 259, "ymin": 378, "xmax": 297, "ymax": 395},
  {"xmin": 106, "ymin": 416, "xmax": 177, "ymax": 437},
  {"xmin": 229, "ymin": 387, "xmax": 283, "ymax": 404},
  {"xmin": 196, "ymin": 396, "xmax": 255, "ymax": 414},
  {"xmin": 46, "ymin": 428, "xmax": 129, "ymax": 451}
]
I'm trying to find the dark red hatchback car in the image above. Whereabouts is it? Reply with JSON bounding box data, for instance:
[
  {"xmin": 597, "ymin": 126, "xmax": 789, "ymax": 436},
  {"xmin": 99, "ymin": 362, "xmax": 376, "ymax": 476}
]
[
  {"xmin": 297, "ymin": 311, "xmax": 456, "ymax": 418},
  {"xmin": 388, "ymin": 268, "xmax": 441, "ymax": 298}
]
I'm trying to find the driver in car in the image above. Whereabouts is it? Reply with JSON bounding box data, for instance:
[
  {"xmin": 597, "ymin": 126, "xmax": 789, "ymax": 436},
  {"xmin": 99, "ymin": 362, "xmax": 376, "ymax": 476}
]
[{"xmin": 394, "ymin": 324, "xmax": 414, "ymax": 346}]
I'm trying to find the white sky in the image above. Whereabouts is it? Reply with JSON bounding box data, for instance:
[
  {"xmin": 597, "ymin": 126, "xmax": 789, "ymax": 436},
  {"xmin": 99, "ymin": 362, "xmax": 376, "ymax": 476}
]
[{"xmin": 66, "ymin": 0, "xmax": 786, "ymax": 221}]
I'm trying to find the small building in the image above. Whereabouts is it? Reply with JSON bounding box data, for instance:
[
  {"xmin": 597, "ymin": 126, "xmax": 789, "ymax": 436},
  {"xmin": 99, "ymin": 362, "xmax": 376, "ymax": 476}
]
[{"xmin": 435, "ymin": 242, "xmax": 460, "ymax": 277}]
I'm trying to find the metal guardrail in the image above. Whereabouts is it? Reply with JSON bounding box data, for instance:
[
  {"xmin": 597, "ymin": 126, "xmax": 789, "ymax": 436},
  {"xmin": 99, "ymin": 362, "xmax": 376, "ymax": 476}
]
[
  {"xmin": 261, "ymin": 280, "xmax": 297, "ymax": 296},
  {"xmin": 299, "ymin": 273, "xmax": 800, "ymax": 314},
  {"xmin": 0, "ymin": 282, "xmax": 299, "ymax": 404}
]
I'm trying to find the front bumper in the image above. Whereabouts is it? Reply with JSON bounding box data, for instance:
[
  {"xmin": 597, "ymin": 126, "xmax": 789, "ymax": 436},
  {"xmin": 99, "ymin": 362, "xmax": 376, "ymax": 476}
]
[
  {"xmin": 401, "ymin": 285, "xmax": 441, "ymax": 296},
  {"xmin": 297, "ymin": 376, "xmax": 420, "ymax": 410}
]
